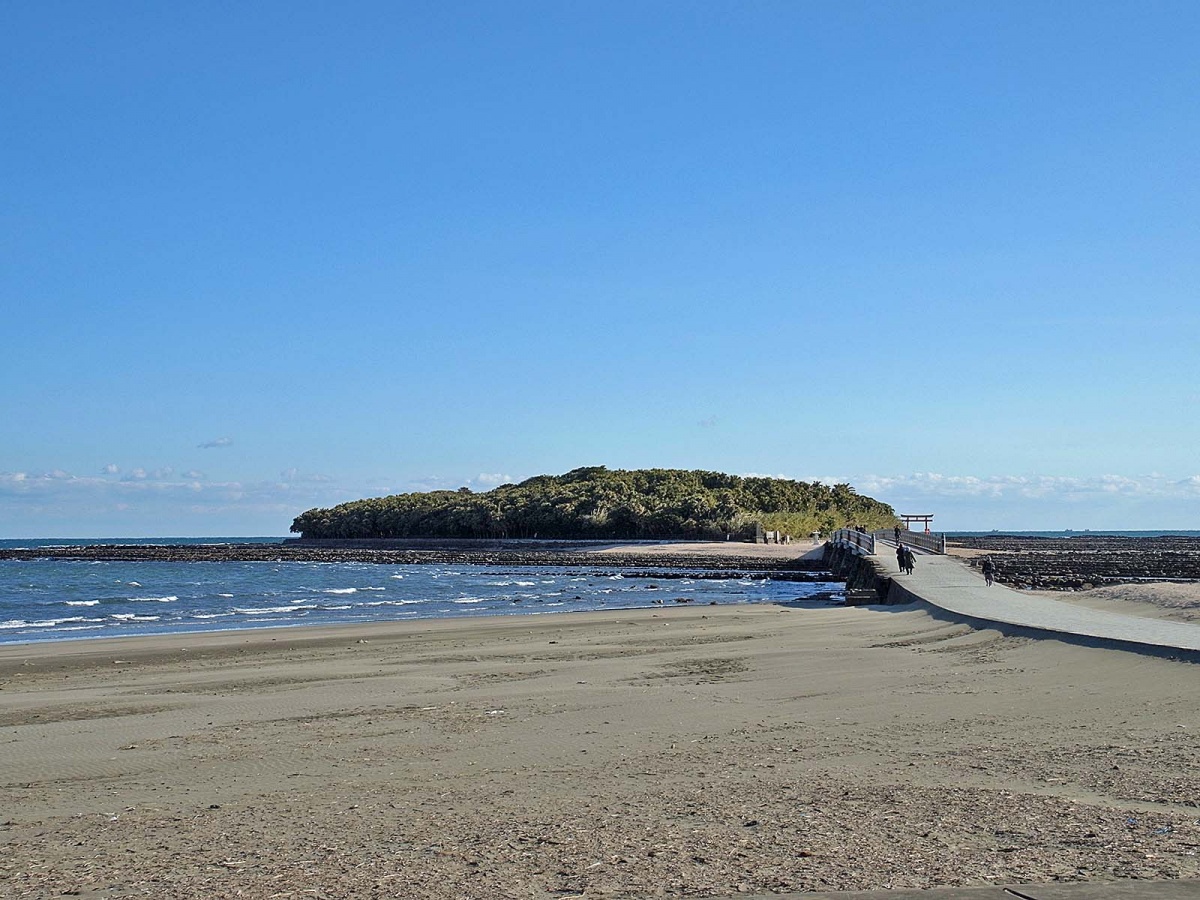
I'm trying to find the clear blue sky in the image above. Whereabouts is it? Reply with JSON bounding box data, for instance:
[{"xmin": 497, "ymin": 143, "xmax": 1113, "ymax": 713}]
[{"xmin": 3, "ymin": 1, "xmax": 1198, "ymax": 536}]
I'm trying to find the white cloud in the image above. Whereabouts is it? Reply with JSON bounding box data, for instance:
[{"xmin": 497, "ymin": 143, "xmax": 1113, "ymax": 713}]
[
  {"xmin": 280, "ymin": 468, "xmax": 335, "ymax": 484},
  {"xmin": 801, "ymin": 471, "xmax": 1200, "ymax": 530},
  {"xmin": 198, "ymin": 437, "xmax": 233, "ymax": 449},
  {"xmin": 472, "ymin": 472, "xmax": 512, "ymax": 487},
  {"xmin": 848, "ymin": 472, "xmax": 1160, "ymax": 499},
  {"xmin": 103, "ymin": 464, "xmax": 120, "ymax": 475}
]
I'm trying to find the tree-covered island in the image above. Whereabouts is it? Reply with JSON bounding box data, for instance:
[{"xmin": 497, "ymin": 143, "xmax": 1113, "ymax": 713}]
[{"xmin": 290, "ymin": 467, "xmax": 898, "ymax": 541}]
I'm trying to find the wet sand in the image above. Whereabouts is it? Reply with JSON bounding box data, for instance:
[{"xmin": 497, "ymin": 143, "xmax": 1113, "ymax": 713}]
[{"xmin": 3, "ymin": 591, "xmax": 1200, "ymax": 898}]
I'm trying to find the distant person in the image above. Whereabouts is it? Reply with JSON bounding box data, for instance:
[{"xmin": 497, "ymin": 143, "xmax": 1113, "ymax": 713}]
[
  {"xmin": 902, "ymin": 545, "xmax": 916, "ymax": 575},
  {"xmin": 896, "ymin": 543, "xmax": 906, "ymax": 572},
  {"xmin": 981, "ymin": 557, "xmax": 996, "ymax": 587},
  {"xmin": 893, "ymin": 525, "xmax": 902, "ymax": 542}
]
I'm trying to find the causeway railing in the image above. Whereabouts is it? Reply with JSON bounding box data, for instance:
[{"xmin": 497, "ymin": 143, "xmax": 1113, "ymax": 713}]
[
  {"xmin": 830, "ymin": 528, "xmax": 876, "ymax": 555},
  {"xmin": 873, "ymin": 529, "xmax": 947, "ymax": 554}
]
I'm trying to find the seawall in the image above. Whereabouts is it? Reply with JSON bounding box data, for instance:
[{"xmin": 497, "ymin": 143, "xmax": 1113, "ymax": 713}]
[{"xmin": 822, "ymin": 543, "xmax": 892, "ymax": 605}]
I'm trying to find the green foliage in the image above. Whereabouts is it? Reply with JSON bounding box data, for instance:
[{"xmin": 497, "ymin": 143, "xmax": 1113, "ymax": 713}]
[{"xmin": 290, "ymin": 467, "xmax": 898, "ymax": 540}]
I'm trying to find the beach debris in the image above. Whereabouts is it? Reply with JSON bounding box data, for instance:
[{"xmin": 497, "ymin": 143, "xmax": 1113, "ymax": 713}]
[{"xmin": 486, "ymin": 709, "xmax": 505, "ymax": 716}]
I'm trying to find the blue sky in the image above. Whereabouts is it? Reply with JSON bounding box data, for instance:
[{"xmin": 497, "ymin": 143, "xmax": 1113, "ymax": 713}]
[{"xmin": 3, "ymin": 1, "xmax": 1198, "ymax": 536}]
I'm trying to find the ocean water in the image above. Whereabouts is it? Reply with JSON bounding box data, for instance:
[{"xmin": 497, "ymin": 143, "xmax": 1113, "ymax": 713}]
[
  {"xmin": 0, "ymin": 537, "xmax": 288, "ymax": 550},
  {"xmin": 0, "ymin": 553, "xmax": 838, "ymax": 645}
]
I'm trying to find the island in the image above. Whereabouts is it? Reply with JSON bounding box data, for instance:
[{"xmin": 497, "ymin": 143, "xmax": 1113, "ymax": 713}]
[{"xmin": 289, "ymin": 466, "xmax": 899, "ymax": 541}]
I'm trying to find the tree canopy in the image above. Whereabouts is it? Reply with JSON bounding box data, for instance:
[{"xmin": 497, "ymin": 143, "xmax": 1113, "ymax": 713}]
[{"xmin": 290, "ymin": 467, "xmax": 898, "ymax": 541}]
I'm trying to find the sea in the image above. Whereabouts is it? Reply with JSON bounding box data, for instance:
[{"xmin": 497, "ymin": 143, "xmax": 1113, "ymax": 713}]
[{"xmin": 0, "ymin": 537, "xmax": 837, "ymax": 645}]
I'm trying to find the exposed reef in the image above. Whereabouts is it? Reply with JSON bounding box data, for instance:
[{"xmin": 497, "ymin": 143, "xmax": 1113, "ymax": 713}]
[{"xmin": 949, "ymin": 535, "xmax": 1200, "ymax": 589}]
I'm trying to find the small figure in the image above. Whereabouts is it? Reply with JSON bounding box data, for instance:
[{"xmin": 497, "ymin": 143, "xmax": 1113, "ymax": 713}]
[
  {"xmin": 981, "ymin": 557, "xmax": 996, "ymax": 587},
  {"xmin": 901, "ymin": 545, "xmax": 916, "ymax": 575},
  {"xmin": 896, "ymin": 543, "xmax": 907, "ymax": 572},
  {"xmin": 893, "ymin": 525, "xmax": 902, "ymax": 543}
]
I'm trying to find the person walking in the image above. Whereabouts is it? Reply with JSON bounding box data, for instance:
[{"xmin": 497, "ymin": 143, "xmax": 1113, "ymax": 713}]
[
  {"xmin": 981, "ymin": 557, "xmax": 996, "ymax": 586},
  {"xmin": 893, "ymin": 524, "xmax": 902, "ymax": 543},
  {"xmin": 896, "ymin": 543, "xmax": 907, "ymax": 573},
  {"xmin": 902, "ymin": 545, "xmax": 916, "ymax": 575}
]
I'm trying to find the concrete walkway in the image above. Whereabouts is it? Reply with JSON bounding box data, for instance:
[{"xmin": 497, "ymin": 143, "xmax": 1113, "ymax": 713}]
[{"xmin": 872, "ymin": 540, "xmax": 1200, "ymax": 661}]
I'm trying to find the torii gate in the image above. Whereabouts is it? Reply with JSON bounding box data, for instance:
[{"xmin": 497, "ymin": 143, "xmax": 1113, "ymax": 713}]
[{"xmin": 900, "ymin": 514, "xmax": 934, "ymax": 534}]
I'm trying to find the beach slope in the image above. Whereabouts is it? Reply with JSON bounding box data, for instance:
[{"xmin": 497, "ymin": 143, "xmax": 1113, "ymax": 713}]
[{"xmin": 2, "ymin": 601, "xmax": 1199, "ymax": 898}]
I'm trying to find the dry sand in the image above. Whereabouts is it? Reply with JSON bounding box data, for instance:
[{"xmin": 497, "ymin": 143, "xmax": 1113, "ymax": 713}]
[
  {"xmin": 3, "ymin": 583, "xmax": 1200, "ymax": 898},
  {"xmin": 588, "ymin": 540, "xmax": 827, "ymax": 562}
]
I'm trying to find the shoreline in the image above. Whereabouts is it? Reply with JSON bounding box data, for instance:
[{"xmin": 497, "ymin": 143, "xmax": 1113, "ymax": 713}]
[
  {"xmin": 0, "ymin": 602, "xmax": 748, "ymax": 666},
  {"xmin": 0, "ymin": 599, "xmax": 827, "ymax": 655},
  {"xmin": 3, "ymin": 600, "xmax": 1199, "ymax": 896},
  {"xmin": 0, "ymin": 537, "xmax": 826, "ymax": 569},
  {"xmin": 0, "ymin": 541, "xmax": 839, "ymax": 649}
]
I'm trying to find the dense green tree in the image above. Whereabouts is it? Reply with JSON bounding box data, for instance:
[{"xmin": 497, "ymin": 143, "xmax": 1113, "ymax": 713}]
[{"xmin": 291, "ymin": 467, "xmax": 898, "ymax": 540}]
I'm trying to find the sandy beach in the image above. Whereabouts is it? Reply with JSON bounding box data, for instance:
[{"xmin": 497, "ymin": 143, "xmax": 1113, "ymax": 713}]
[{"xmin": 3, "ymin": 564, "xmax": 1200, "ymax": 900}]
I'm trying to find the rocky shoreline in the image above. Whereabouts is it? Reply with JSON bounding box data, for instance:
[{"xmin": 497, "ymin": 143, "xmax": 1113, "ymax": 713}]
[
  {"xmin": 0, "ymin": 541, "xmax": 829, "ymax": 580},
  {"xmin": 949, "ymin": 534, "xmax": 1200, "ymax": 589}
]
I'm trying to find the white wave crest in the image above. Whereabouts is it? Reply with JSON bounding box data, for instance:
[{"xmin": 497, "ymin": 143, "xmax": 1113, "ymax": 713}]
[{"xmin": 234, "ymin": 605, "xmax": 314, "ymax": 615}]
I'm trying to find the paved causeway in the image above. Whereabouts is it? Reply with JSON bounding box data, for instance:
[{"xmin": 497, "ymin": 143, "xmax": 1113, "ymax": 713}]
[{"xmin": 873, "ymin": 540, "xmax": 1200, "ymax": 660}]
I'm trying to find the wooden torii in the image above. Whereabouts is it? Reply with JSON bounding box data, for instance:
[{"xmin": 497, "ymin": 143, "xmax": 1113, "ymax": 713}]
[{"xmin": 900, "ymin": 514, "xmax": 934, "ymax": 534}]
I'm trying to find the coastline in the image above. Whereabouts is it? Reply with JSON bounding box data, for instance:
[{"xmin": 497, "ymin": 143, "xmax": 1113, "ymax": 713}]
[
  {"xmin": 5, "ymin": 537, "xmax": 1200, "ymax": 896},
  {"xmin": 4, "ymin": 599, "xmax": 1200, "ymax": 897},
  {"xmin": 0, "ymin": 538, "xmax": 825, "ymax": 573},
  {"xmin": 0, "ymin": 541, "xmax": 837, "ymax": 647}
]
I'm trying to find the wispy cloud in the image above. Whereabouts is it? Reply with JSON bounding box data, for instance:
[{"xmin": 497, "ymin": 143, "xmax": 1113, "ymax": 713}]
[
  {"xmin": 198, "ymin": 437, "xmax": 233, "ymax": 449},
  {"xmin": 279, "ymin": 468, "xmax": 335, "ymax": 484},
  {"xmin": 850, "ymin": 472, "xmax": 1200, "ymax": 500},
  {"xmin": 795, "ymin": 471, "xmax": 1200, "ymax": 529},
  {"xmin": 0, "ymin": 467, "xmax": 359, "ymax": 533},
  {"xmin": 472, "ymin": 472, "xmax": 512, "ymax": 487}
]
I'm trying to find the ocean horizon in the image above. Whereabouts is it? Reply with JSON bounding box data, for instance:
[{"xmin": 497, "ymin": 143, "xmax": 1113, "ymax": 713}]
[
  {"xmin": 5, "ymin": 532, "xmax": 1197, "ymax": 646},
  {"xmin": 6, "ymin": 530, "xmax": 1200, "ymax": 550},
  {"xmin": 0, "ymin": 540, "xmax": 837, "ymax": 645}
]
